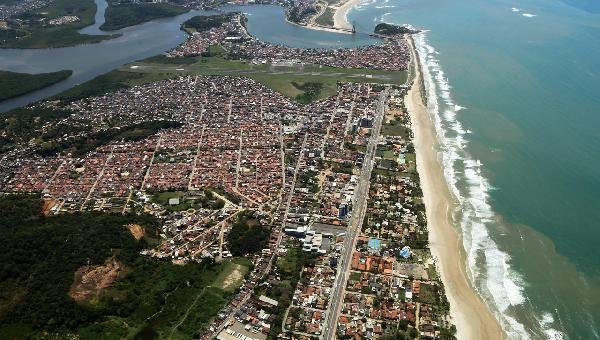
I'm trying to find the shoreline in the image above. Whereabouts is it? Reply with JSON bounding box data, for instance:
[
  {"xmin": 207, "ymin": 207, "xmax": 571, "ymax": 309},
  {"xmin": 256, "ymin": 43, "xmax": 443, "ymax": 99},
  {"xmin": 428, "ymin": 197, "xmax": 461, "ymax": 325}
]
[
  {"xmin": 404, "ymin": 34, "xmax": 504, "ymax": 340},
  {"xmin": 333, "ymin": 0, "xmax": 363, "ymax": 30},
  {"xmin": 297, "ymin": 0, "xmax": 362, "ymax": 33}
]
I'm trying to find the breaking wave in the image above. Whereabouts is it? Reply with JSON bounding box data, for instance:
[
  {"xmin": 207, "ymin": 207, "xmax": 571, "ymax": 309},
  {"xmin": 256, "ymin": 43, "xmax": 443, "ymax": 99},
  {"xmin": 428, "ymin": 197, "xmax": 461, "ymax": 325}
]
[{"xmin": 412, "ymin": 31, "xmax": 564, "ymax": 340}]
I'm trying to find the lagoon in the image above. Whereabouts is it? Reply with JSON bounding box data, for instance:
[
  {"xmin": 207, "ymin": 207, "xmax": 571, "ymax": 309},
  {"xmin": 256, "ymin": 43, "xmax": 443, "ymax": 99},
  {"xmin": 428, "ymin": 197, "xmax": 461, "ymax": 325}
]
[{"xmin": 0, "ymin": 0, "xmax": 378, "ymax": 112}]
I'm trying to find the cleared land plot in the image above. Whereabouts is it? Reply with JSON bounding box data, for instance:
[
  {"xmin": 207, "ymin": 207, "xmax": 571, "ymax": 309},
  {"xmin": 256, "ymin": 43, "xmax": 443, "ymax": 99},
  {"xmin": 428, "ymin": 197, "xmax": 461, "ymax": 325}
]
[
  {"xmin": 213, "ymin": 262, "xmax": 249, "ymax": 292},
  {"xmin": 120, "ymin": 56, "xmax": 407, "ymax": 103}
]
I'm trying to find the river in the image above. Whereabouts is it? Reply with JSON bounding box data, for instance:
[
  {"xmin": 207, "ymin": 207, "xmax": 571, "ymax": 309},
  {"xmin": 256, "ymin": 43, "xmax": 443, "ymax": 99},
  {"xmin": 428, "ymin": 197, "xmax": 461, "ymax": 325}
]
[{"xmin": 0, "ymin": 0, "xmax": 378, "ymax": 112}]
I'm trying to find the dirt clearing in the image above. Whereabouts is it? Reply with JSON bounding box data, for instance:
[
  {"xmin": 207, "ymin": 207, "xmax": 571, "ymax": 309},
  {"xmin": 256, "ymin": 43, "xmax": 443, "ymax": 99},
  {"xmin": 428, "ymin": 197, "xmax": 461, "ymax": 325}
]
[
  {"xmin": 125, "ymin": 223, "xmax": 145, "ymax": 240},
  {"xmin": 69, "ymin": 257, "xmax": 127, "ymax": 302}
]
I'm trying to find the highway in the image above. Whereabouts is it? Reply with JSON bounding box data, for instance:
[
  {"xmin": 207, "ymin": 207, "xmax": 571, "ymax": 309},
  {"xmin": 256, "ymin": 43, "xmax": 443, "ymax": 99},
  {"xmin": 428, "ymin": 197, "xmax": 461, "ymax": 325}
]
[{"xmin": 321, "ymin": 87, "xmax": 389, "ymax": 339}]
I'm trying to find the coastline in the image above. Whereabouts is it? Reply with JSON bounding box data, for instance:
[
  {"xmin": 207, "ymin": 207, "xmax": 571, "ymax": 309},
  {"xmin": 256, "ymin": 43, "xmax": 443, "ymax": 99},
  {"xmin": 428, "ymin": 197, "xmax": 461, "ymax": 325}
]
[
  {"xmin": 296, "ymin": 0, "xmax": 362, "ymax": 33},
  {"xmin": 404, "ymin": 35, "xmax": 504, "ymax": 340},
  {"xmin": 333, "ymin": 0, "xmax": 363, "ymax": 30}
]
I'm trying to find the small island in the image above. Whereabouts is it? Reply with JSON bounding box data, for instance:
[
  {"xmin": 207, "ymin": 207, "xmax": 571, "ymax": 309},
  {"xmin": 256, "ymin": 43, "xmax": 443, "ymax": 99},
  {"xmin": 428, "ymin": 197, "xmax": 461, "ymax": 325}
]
[
  {"xmin": 374, "ymin": 23, "xmax": 421, "ymax": 36},
  {"xmin": 0, "ymin": 69, "xmax": 72, "ymax": 102}
]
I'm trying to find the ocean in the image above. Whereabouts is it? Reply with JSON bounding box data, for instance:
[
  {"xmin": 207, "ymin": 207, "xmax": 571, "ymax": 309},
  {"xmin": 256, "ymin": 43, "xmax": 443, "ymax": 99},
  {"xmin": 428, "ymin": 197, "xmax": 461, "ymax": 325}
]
[
  {"xmin": 346, "ymin": 0, "xmax": 600, "ymax": 338},
  {"xmin": 1, "ymin": 0, "xmax": 598, "ymax": 337}
]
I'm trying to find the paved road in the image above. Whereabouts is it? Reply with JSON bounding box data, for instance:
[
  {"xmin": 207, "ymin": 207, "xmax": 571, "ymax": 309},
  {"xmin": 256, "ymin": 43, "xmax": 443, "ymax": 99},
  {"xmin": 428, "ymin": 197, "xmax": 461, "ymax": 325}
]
[
  {"xmin": 206, "ymin": 134, "xmax": 308, "ymax": 339},
  {"xmin": 321, "ymin": 87, "xmax": 389, "ymax": 339},
  {"xmin": 127, "ymin": 64, "xmax": 397, "ymax": 82}
]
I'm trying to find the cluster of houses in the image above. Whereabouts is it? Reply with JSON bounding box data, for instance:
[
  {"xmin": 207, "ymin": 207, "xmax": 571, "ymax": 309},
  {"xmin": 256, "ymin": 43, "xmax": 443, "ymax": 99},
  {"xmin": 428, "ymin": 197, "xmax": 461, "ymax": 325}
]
[
  {"xmin": 0, "ymin": 22, "xmax": 453, "ymax": 336},
  {"xmin": 0, "ymin": 0, "xmax": 52, "ymax": 20},
  {"xmin": 203, "ymin": 83, "xmax": 388, "ymax": 339},
  {"xmin": 48, "ymin": 15, "xmax": 79, "ymax": 25},
  {"xmin": 166, "ymin": 12, "xmax": 411, "ymax": 71},
  {"xmin": 332, "ymin": 89, "xmax": 453, "ymax": 338}
]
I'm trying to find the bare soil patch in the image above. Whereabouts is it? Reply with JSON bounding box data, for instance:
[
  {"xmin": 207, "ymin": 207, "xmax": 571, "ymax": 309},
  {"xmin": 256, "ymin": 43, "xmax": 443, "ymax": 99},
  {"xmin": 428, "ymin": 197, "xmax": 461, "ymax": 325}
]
[
  {"xmin": 69, "ymin": 258, "xmax": 127, "ymax": 302},
  {"xmin": 125, "ymin": 223, "xmax": 145, "ymax": 240},
  {"xmin": 218, "ymin": 264, "xmax": 246, "ymax": 291}
]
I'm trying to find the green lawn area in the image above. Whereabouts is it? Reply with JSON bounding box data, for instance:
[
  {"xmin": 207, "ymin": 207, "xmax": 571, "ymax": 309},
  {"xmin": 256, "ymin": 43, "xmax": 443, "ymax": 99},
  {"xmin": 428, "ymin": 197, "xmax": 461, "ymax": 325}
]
[
  {"xmin": 382, "ymin": 150, "xmax": 397, "ymax": 160},
  {"xmin": 117, "ymin": 54, "xmax": 407, "ymax": 104},
  {"xmin": 0, "ymin": 0, "xmax": 116, "ymax": 48},
  {"xmin": 277, "ymin": 250, "xmax": 300, "ymax": 274},
  {"xmin": 382, "ymin": 123, "xmax": 411, "ymax": 137},
  {"xmin": 46, "ymin": 53, "xmax": 405, "ymax": 105},
  {"xmin": 415, "ymin": 283, "xmax": 439, "ymax": 305},
  {"xmin": 153, "ymin": 191, "xmax": 186, "ymax": 204},
  {"xmin": 0, "ymin": 69, "xmax": 72, "ymax": 101}
]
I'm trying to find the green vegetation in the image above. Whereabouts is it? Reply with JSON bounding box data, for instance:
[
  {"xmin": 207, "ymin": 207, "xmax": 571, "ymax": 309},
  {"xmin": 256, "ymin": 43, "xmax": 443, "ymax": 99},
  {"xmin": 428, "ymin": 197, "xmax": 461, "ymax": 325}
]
[
  {"xmin": 265, "ymin": 246, "xmax": 318, "ymax": 338},
  {"xmin": 287, "ymin": 6, "xmax": 317, "ymax": 24},
  {"xmin": 151, "ymin": 190, "xmax": 225, "ymax": 212},
  {"xmin": 0, "ymin": 69, "xmax": 72, "ymax": 101},
  {"xmin": 327, "ymin": 160, "xmax": 355, "ymax": 174},
  {"xmin": 415, "ymin": 283, "xmax": 439, "ymax": 305},
  {"xmin": 182, "ymin": 13, "xmax": 234, "ymax": 32},
  {"xmin": 0, "ymin": 0, "xmax": 116, "ymax": 49},
  {"xmin": 226, "ymin": 211, "xmax": 270, "ymax": 256},
  {"xmin": 0, "ymin": 195, "xmax": 247, "ymax": 339},
  {"xmin": 314, "ymin": 7, "xmax": 335, "ymax": 27},
  {"xmin": 38, "ymin": 120, "xmax": 182, "ymax": 156},
  {"xmin": 0, "ymin": 106, "xmax": 72, "ymax": 153},
  {"xmin": 141, "ymin": 54, "xmax": 200, "ymax": 65},
  {"xmin": 212, "ymin": 262, "xmax": 249, "ymax": 292},
  {"xmin": 101, "ymin": 2, "xmax": 189, "ymax": 31},
  {"xmin": 121, "ymin": 55, "xmax": 406, "ymax": 103},
  {"xmin": 374, "ymin": 23, "xmax": 419, "ymax": 36},
  {"xmin": 52, "ymin": 70, "xmax": 146, "ymax": 102},
  {"xmin": 292, "ymin": 81, "xmax": 324, "ymax": 104},
  {"xmin": 382, "ymin": 117, "xmax": 412, "ymax": 138}
]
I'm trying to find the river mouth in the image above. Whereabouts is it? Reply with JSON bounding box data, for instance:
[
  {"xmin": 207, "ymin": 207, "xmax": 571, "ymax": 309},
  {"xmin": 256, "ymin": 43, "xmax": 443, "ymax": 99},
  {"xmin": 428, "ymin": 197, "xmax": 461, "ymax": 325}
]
[{"xmin": 0, "ymin": 0, "xmax": 379, "ymax": 112}]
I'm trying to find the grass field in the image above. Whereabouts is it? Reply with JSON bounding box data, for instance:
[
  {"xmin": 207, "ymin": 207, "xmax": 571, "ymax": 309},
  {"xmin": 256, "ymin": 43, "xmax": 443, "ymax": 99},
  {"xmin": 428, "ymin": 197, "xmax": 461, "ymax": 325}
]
[
  {"xmin": 382, "ymin": 122, "xmax": 411, "ymax": 138},
  {"xmin": 45, "ymin": 48, "xmax": 406, "ymax": 105},
  {"xmin": 121, "ymin": 54, "xmax": 407, "ymax": 103}
]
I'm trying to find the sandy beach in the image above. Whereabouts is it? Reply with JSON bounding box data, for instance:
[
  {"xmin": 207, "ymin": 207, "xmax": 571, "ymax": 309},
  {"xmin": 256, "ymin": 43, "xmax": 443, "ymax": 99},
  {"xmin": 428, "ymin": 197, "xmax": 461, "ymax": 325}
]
[
  {"xmin": 404, "ymin": 35, "xmax": 504, "ymax": 340},
  {"xmin": 333, "ymin": 0, "xmax": 363, "ymax": 30}
]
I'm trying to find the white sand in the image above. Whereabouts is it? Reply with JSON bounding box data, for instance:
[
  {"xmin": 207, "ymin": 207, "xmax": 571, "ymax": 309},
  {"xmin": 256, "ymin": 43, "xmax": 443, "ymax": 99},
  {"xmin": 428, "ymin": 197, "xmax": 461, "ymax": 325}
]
[
  {"xmin": 333, "ymin": 0, "xmax": 364, "ymax": 30},
  {"xmin": 404, "ymin": 35, "xmax": 504, "ymax": 340}
]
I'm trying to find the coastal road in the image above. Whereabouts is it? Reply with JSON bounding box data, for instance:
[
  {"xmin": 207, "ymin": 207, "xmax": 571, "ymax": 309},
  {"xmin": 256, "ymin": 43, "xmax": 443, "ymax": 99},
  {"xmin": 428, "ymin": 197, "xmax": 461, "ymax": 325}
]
[{"xmin": 321, "ymin": 87, "xmax": 389, "ymax": 339}]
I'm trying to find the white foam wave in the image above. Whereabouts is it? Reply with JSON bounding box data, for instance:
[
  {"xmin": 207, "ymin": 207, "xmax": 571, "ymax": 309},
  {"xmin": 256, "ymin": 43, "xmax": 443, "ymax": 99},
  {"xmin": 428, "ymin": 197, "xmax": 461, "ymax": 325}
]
[
  {"xmin": 511, "ymin": 7, "xmax": 521, "ymax": 12},
  {"xmin": 412, "ymin": 31, "xmax": 565, "ymax": 340},
  {"xmin": 355, "ymin": 0, "xmax": 378, "ymax": 11},
  {"xmin": 522, "ymin": 13, "xmax": 537, "ymax": 18},
  {"xmin": 539, "ymin": 312, "xmax": 565, "ymax": 340},
  {"xmin": 375, "ymin": 5, "xmax": 396, "ymax": 9}
]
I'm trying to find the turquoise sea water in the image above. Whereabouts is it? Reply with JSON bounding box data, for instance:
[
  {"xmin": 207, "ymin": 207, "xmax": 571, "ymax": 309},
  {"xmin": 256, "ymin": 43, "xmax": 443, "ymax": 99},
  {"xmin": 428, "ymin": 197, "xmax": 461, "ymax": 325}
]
[
  {"xmin": 1, "ymin": 0, "xmax": 598, "ymax": 337},
  {"xmin": 345, "ymin": 0, "xmax": 600, "ymax": 338}
]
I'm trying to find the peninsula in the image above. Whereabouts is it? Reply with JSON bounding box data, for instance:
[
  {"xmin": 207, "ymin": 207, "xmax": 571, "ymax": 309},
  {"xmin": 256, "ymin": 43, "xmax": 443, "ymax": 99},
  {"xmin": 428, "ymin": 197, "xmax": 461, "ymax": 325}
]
[
  {"xmin": 287, "ymin": 0, "xmax": 364, "ymax": 32},
  {"xmin": 0, "ymin": 69, "xmax": 72, "ymax": 102}
]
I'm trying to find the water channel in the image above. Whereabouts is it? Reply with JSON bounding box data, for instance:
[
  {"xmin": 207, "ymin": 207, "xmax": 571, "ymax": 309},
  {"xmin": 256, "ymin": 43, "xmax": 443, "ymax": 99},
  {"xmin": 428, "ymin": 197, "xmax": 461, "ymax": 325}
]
[{"xmin": 0, "ymin": 0, "xmax": 379, "ymax": 112}]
